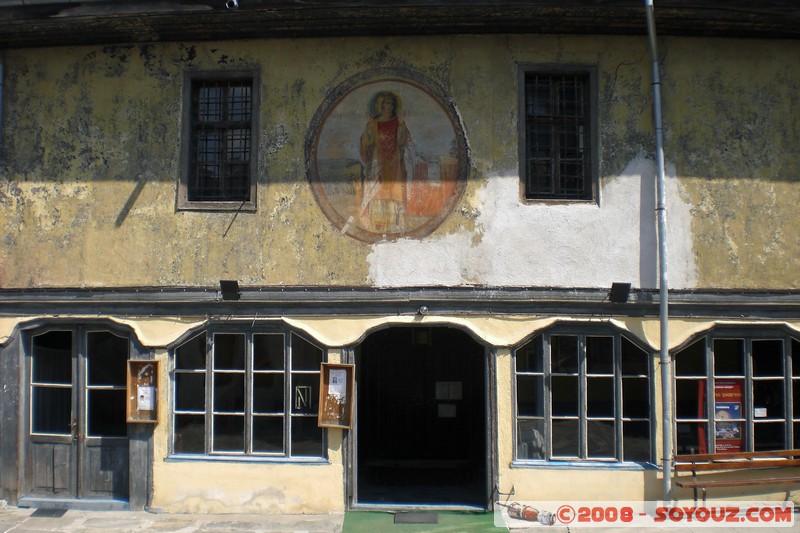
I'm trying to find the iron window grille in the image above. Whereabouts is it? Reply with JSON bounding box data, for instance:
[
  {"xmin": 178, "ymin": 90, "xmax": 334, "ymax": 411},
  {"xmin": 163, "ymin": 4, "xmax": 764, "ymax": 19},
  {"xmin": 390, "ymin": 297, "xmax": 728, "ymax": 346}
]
[
  {"xmin": 179, "ymin": 73, "xmax": 258, "ymax": 211},
  {"xmin": 514, "ymin": 328, "xmax": 652, "ymax": 463},
  {"xmin": 522, "ymin": 70, "xmax": 594, "ymax": 201}
]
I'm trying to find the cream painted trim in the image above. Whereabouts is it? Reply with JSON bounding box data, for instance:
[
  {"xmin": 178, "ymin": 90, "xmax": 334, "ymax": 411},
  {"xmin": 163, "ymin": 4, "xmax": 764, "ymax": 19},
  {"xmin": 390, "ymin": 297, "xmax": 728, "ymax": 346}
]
[
  {"xmin": 2, "ymin": 315, "xmax": 799, "ymax": 351},
  {"xmin": 657, "ymin": 319, "xmax": 800, "ymax": 351},
  {"xmin": 286, "ymin": 315, "xmax": 800, "ymax": 349},
  {"xmin": 0, "ymin": 315, "xmax": 206, "ymax": 347},
  {"xmin": 284, "ymin": 315, "xmax": 557, "ymax": 347}
]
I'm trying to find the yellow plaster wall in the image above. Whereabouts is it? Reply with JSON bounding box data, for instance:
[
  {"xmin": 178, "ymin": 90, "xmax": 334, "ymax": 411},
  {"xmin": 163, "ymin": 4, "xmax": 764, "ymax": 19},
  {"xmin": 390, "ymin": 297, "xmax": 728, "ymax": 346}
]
[
  {"xmin": 658, "ymin": 38, "xmax": 800, "ymax": 288},
  {"xmin": 2, "ymin": 35, "xmax": 798, "ymax": 290},
  {"xmin": 3, "ymin": 30, "xmax": 800, "ymax": 511},
  {"xmin": 152, "ymin": 460, "xmax": 344, "ymax": 514}
]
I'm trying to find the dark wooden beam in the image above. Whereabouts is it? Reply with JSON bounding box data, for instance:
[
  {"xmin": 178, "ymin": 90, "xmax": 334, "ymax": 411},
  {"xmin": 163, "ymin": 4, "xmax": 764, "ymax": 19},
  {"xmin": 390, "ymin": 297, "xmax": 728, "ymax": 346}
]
[
  {"xmin": 0, "ymin": 1, "xmax": 798, "ymax": 48},
  {"xmin": 1, "ymin": 287, "xmax": 800, "ymax": 321}
]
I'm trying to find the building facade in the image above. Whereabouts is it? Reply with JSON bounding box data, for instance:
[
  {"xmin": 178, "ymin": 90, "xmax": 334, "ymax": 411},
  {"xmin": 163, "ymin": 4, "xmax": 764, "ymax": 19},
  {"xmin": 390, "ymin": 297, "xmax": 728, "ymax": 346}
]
[{"xmin": 1, "ymin": 0, "xmax": 799, "ymax": 513}]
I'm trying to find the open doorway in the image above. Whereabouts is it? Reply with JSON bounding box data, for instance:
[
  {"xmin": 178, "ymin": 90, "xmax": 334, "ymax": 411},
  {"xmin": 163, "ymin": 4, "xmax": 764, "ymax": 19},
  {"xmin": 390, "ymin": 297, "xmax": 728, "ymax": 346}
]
[{"xmin": 355, "ymin": 326, "xmax": 488, "ymax": 508}]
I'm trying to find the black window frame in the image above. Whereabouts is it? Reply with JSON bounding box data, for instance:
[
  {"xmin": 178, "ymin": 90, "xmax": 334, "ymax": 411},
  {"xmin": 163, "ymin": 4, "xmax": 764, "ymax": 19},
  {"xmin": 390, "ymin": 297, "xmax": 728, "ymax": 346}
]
[
  {"xmin": 513, "ymin": 324, "xmax": 653, "ymax": 465},
  {"xmin": 178, "ymin": 71, "xmax": 259, "ymax": 211},
  {"xmin": 170, "ymin": 325, "xmax": 327, "ymax": 462},
  {"xmin": 518, "ymin": 64, "xmax": 597, "ymax": 202},
  {"xmin": 23, "ymin": 322, "xmax": 147, "ymax": 439},
  {"xmin": 673, "ymin": 327, "xmax": 800, "ymax": 455}
]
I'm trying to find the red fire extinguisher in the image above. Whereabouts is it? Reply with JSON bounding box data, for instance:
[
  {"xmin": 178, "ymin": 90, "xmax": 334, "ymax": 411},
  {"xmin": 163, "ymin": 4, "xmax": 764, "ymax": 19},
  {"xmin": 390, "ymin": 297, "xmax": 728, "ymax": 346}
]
[{"xmin": 498, "ymin": 502, "xmax": 556, "ymax": 525}]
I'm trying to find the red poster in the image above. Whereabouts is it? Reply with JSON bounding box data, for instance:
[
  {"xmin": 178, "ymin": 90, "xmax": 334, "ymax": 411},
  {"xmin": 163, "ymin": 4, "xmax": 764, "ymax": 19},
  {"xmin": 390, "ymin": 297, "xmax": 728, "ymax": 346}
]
[
  {"xmin": 713, "ymin": 379, "xmax": 743, "ymax": 453},
  {"xmin": 697, "ymin": 379, "xmax": 743, "ymax": 454},
  {"xmin": 697, "ymin": 379, "xmax": 744, "ymax": 453}
]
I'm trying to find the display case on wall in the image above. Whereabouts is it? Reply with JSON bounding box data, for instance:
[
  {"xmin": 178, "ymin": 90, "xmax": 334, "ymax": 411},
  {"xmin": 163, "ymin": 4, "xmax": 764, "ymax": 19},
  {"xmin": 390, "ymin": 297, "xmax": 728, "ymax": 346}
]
[
  {"xmin": 127, "ymin": 360, "xmax": 159, "ymax": 423},
  {"xmin": 318, "ymin": 363, "xmax": 354, "ymax": 429}
]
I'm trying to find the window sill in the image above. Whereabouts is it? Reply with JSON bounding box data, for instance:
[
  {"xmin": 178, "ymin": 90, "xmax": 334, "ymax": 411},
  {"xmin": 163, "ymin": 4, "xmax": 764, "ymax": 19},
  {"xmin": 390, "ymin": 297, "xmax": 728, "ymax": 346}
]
[
  {"xmin": 176, "ymin": 200, "xmax": 257, "ymax": 212},
  {"xmin": 521, "ymin": 197, "xmax": 598, "ymax": 206},
  {"xmin": 166, "ymin": 453, "xmax": 329, "ymax": 465},
  {"xmin": 510, "ymin": 460, "xmax": 657, "ymax": 471}
]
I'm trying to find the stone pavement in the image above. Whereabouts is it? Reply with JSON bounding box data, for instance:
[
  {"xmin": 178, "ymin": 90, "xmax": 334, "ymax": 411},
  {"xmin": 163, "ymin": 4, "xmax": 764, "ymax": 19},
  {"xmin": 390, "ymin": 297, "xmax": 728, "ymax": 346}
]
[
  {"xmin": 1, "ymin": 504, "xmax": 799, "ymax": 533},
  {"xmin": 0, "ymin": 506, "xmax": 344, "ymax": 533}
]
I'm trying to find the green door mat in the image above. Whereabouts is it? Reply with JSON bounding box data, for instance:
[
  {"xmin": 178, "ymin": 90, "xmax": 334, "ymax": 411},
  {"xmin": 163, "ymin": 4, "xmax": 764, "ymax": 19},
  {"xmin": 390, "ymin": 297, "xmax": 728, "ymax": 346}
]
[{"xmin": 343, "ymin": 511, "xmax": 500, "ymax": 532}]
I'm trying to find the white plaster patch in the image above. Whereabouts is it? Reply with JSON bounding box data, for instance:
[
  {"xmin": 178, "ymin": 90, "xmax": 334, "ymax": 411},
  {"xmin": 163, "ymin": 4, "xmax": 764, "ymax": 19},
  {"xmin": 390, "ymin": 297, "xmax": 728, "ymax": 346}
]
[{"xmin": 366, "ymin": 156, "xmax": 697, "ymax": 289}]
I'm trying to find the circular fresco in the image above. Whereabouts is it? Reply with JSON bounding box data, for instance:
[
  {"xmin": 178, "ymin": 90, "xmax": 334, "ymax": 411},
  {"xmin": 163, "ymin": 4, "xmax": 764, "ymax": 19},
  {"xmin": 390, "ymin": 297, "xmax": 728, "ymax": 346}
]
[{"xmin": 306, "ymin": 68, "xmax": 469, "ymax": 243}]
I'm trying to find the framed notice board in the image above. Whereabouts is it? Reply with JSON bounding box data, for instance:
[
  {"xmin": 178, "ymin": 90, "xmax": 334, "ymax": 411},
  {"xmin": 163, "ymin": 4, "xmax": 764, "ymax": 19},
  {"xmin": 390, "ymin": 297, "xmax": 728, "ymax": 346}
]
[
  {"xmin": 318, "ymin": 363, "xmax": 354, "ymax": 429},
  {"xmin": 127, "ymin": 360, "xmax": 159, "ymax": 423}
]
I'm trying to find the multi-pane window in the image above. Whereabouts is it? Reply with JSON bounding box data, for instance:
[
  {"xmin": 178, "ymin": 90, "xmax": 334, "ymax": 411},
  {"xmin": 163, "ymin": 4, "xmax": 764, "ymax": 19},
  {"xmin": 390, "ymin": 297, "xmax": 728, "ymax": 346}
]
[
  {"xmin": 30, "ymin": 331, "xmax": 73, "ymax": 435},
  {"xmin": 29, "ymin": 328, "xmax": 129, "ymax": 438},
  {"xmin": 674, "ymin": 330, "xmax": 799, "ymax": 454},
  {"xmin": 172, "ymin": 329, "xmax": 325, "ymax": 459},
  {"xmin": 179, "ymin": 73, "xmax": 258, "ymax": 210},
  {"xmin": 515, "ymin": 328, "xmax": 651, "ymax": 462},
  {"xmin": 521, "ymin": 70, "xmax": 594, "ymax": 200},
  {"xmin": 85, "ymin": 331, "xmax": 129, "ymax": 437}
]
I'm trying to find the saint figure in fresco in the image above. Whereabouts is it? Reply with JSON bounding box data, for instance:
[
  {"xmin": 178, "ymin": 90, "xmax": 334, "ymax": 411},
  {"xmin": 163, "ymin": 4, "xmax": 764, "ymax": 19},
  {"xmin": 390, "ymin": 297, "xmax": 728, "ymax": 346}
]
[{"xmin": 358, "ymin": 90, "xmax": 414, "ymax": 233}]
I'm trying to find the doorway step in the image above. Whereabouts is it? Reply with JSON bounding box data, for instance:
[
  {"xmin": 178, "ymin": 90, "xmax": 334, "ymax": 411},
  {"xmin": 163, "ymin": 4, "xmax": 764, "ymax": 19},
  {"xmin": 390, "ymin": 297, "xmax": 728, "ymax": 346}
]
[
  {"xmin": 343, "ymin": 510, "xmax": 496, "ymax": 532},
  {"xmin": 16, "ymin": 497, "xmax": 129, "ymax": 511}
]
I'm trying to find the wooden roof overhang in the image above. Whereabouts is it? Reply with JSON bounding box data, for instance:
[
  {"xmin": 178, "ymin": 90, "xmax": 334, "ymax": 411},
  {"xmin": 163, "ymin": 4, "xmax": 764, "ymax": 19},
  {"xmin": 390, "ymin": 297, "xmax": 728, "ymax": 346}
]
[{"xmin": 0, "ymin": 1, "xmax": 798, "ymax": 49}]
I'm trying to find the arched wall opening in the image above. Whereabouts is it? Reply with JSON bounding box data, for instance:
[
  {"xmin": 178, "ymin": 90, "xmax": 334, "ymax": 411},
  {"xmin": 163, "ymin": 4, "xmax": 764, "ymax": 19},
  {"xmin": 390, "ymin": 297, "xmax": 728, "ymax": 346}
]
[{"xmin": 354, "ymin": 326, "xmax": 489, "ymax": 508}]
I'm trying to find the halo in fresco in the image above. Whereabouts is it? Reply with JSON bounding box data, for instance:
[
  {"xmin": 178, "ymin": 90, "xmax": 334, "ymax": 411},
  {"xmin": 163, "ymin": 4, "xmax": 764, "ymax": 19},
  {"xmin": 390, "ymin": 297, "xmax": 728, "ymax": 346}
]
[{"xmin": 306, "ymin": 68, "xmax": 469, "ymax": 244}]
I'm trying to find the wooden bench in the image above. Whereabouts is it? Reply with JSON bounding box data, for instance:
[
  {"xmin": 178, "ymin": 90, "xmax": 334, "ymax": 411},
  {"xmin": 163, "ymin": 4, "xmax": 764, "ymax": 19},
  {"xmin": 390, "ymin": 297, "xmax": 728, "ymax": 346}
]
[{"xmin": 674, "ymin": 449, "xmax": 800, "ymax": 502}]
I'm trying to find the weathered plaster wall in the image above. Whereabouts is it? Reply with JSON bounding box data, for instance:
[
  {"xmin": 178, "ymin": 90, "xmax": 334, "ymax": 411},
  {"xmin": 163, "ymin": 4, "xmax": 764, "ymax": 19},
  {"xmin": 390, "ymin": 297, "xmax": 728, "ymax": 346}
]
[
  {"xmin": 659, "ymin": 38, "xmax": 800, "ymax": 288},
  {"xmin": 1, "ymin": 35, "xmax": 797, "ymax": 290},
  {"xmin": 367, "ymin": 159, "xmax": 696, "ymax": 288}
]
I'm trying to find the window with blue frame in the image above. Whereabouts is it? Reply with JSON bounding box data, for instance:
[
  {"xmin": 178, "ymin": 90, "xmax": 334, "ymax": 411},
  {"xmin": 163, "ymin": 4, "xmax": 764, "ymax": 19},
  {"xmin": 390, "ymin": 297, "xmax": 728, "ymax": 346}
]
[
  {"xmin": 514, "ymin": 326, "xmax": 652, "ymax": 463},
  {"xmin": 674, "ymin": 329, "xmax": 800, "ymax": 455},
  {"xmin": 172, "ymin": 328, "xmax": 325, "ymax": 459}
]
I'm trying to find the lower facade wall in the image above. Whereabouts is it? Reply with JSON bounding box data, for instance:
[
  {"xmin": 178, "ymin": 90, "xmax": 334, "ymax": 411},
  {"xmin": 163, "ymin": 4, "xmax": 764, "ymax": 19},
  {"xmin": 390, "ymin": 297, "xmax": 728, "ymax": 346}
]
[
  {"xmin": 2, "ymin": 310, "xmax": 799, "ymax": 513},
  {"xmin": 151, "ymin": 461, "xmax": 346, "ymax": 514},
  {"xmin": 501, "ymin": 468, "xmax": 661, "ymax": 502}
]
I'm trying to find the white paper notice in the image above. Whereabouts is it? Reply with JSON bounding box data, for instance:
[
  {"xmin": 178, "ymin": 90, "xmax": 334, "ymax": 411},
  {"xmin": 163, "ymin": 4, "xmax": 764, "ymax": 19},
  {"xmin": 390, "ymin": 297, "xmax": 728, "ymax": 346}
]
[
  {"xmin": 329, "ymin": 369, "xmax": 347, "ymax": 399},
  {"xmin": 450, "ymin": 382, "xmax": 463, "ymax": 400},
  {"xmin": 137, "ymin": 386, "xmax": 155, "ymax": 411},
  {"xmin": 438, "ymin": 404, "xmax": 457, "ymax": 418},
  {"xmin": 435, "ymin": 382, "xmax": 450, "ymax": 400},
  {"xmin": 435, "ymin": 381, "xmax": 463, "ymax": 400}
]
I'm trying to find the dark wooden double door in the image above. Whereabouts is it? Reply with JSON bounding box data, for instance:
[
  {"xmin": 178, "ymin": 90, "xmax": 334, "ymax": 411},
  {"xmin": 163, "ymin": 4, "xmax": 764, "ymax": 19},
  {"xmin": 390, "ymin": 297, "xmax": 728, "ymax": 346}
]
[{"xmin": 25, "ymin": 328, "xmax": 129, "ymax": 502}]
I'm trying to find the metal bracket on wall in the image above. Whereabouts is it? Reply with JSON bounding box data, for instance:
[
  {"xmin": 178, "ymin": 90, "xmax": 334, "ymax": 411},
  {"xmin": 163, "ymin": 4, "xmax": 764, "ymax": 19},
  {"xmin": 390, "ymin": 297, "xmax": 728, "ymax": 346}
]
[{"xmin": 495, "ymin": 484, "xmax": 515, "ymax": 500}]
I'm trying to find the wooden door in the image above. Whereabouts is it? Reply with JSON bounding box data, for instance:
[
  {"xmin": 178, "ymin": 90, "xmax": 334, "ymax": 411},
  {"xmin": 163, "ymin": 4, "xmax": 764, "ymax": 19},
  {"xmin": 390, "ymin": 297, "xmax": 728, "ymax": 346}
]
[
  {"xmin": 26, "ymin": 329, "xmax": 129, "ymax": 501},
  {"xmin": 27, "ymin": 330, "xmax": 78, "ymax": 498}
]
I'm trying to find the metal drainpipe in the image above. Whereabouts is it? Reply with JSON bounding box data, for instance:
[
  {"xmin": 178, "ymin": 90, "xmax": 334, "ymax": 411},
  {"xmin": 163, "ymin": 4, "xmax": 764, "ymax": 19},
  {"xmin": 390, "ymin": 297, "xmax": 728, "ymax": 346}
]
[
  {"xmin": 644, "ymin": 0, "xmax": 672, "ymax": 504},
  {"xmin": 0, "ymin": 56, "xmax": 4, "ymax": 175}
]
